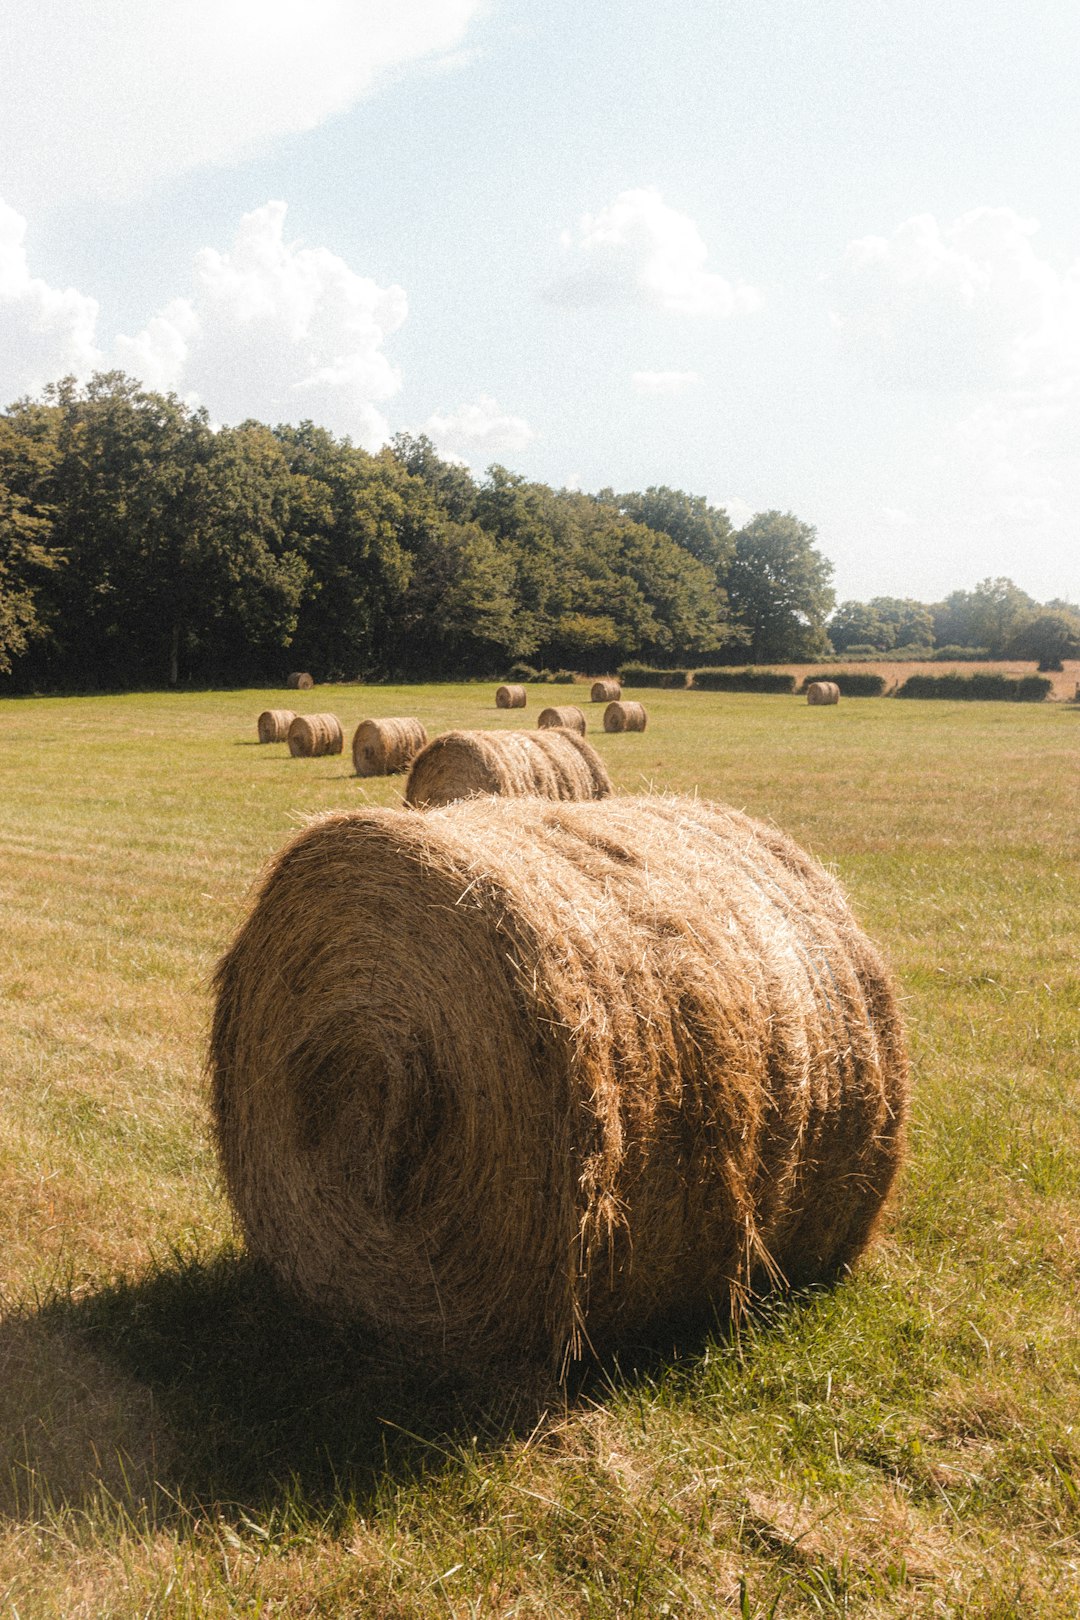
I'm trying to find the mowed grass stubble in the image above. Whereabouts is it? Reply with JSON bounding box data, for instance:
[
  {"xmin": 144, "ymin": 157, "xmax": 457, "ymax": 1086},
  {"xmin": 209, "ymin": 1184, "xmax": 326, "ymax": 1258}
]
[{"xmin": 0, "ymin": 682, "xmax": 1077, "ymax": 1617}]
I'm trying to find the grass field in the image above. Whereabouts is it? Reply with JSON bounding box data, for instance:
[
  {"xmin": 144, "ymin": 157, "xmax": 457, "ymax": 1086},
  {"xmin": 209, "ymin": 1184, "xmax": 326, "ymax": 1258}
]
[{"xmin": 1, "ymin": 682, "xmax": 1077, "ymax": 1617}]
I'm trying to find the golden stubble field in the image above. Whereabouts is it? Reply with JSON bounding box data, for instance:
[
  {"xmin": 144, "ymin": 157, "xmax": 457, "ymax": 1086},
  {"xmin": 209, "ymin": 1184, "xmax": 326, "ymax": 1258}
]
[{"xmin": 0, "ymin": 681, "xmax": 1077, "ymax": 1617}]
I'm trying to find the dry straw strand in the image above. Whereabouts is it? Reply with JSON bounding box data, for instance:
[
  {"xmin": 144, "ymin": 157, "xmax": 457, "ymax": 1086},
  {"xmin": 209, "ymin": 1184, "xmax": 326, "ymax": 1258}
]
[
  {"xmin": 591, "ymin": 678, "xmax": 621, "ymax": 703},
  {"xmin": 287, "ymin": 672, "xmax": 314, "ymax": 690},
  {"xmin": 604, "ymin": 700, "xmax": 648, "ymax": 732},
  {"xmin": 352, "ymin": 717, "xmax": 429, "ymax": 777},
  {"xmin": 404, "ymin": 728, "xmax": 612, "ymax": 809},
  {"xmin": 211, "ymin": 793, "xmax": 908, "ymax": 1371},
  {"xmin": 257, "ymin": 709, "xmax": 296, "ymax": 743},
  {"xmin": 807, "ymin": 682, "xmax": 840, "ymax": 706},
  {"xmin": 496, "ymin": 683, "xmax": 528, "ymax": 709},
  {"xmin": 287, "ymin": 713, "xmax": 344, "ymax": 758},
  {"xmin": 537, "ymin": 705, "xmax": 587, "ymax": 736}
]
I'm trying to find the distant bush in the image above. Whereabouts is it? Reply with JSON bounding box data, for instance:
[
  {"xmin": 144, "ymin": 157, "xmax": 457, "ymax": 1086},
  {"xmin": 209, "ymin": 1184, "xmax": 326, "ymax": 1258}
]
[
  {"xmin": 842, "ymin": 644, "xmax": 880, "ymax": 657},
  {"xmin": 618, "ymin": 664, "xmax": 689, "ymax": 688},
  {"xmin": 692, "ymin": 668, "xmax": 796, "ymax": 694},
  {"xmin": 508, "ymin": 662, "xmax": 540, "ymax": 683},
  {"xmin": 552, "ymin": 669, "xmax": 577, "ymax": 684},
  {"xmin": 931, "ymin": 646, "xmax": 991, "ymax": 662},
  {"xmin": 896, "ymin": 672, "xmax": 1052, "ymax": 702},
  {"xmin": 799, "ymin": 671, "xmax": 887, "ymax": 697}
]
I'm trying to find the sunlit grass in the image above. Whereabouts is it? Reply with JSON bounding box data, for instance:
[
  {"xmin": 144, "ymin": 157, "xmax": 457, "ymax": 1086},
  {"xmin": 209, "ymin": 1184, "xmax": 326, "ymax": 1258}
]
[{"xmin": 1, "ymin": 681, "xmax": 1077, "ymax": 1615}]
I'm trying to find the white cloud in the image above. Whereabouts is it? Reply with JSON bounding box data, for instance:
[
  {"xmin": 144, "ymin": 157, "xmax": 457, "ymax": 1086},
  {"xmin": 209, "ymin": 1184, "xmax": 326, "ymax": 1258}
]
[
  {"xmin": 0, "ymin": 0, "xmax": 488, "ymax": 203},
  {"xmin": 0, "ymin": 200, "xmax": 103, "ymax": 402},
  {"xmin": 829, "ymin": 207, "xmax": 1080, "ymax": 391},
  {"xmin": 548, "ymin": 187, "xmax": 761, "ymax": 318},
  {"xmin": 715, "ymin": 495, "xmax": 754, "ymax": 530},
  {"xmin": 630, "ymin": 368, "xmax": 701, "ymax": 395},
  {"xmin": 1, "ymin": 197, "xmax": 408, "ymax": 446},
  {"xmin": 423, "ymin": 394, "xmax": 535, "ymax": 457}
]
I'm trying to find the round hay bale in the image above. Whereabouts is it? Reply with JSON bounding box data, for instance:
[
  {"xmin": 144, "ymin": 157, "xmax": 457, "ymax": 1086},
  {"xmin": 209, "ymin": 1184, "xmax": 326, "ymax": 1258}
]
[
  {"xmin": 591, "ymin": 678, "xmax": 621, "ymax": 703},
  {"xmin": 404, "ymin": 728, "xmax": 611, "ymax": 809},
  {"xmin": 352, "ymin": 717, "xmax": 429, "ymax": 778},
  {"xmin": 496, "ymin": 683, "xmax": 527, "ymax": 709},
  {"xmin": 537, "ymin": 704, "xmax": 587, "ymax": 736},
  {"xmin": 807, "ymin": 681, "xmax": 840, "ymax": 706},
  {"xmin": 257, "ymin": 709, "xmax": 296, "ymax": 744},
  {"xmin": 287, "ymin": 713, "xmax": 343, "ymax": 758},
  {"xmin": 604, "ymin": 700, "xmax": 647, "ymax": 733},
  {"xmin": 287, "ymin": 672, "xmax": 314, "ymax": 690},
  {"xmin": 211, "ymin": 794, "xmax": 909, "ymax": 1370}
]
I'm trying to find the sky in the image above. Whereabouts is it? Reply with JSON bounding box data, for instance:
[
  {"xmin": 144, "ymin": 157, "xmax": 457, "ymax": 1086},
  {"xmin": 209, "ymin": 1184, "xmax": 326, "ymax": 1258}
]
[{"xmin": 1, "ymin": 0, "xmax": 1079, "ymax": 606}]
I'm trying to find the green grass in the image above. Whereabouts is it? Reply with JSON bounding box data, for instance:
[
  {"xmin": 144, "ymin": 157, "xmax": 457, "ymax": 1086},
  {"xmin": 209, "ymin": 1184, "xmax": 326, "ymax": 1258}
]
[{"xmin": 1, "ymin": 683, "xmax": 1077, "ymax": 1617}]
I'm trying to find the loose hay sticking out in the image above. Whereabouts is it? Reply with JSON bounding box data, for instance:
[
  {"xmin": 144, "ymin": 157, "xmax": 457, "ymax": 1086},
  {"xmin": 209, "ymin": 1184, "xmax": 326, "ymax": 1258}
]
[
  {"xmin": 352, "ymin": 717, "xmax": 428, "ymax": 777},
  {"xmin": 211, "ymin": 794, "xmax": 908, "ymax": 1370},
  {"xmin": 496, "ymin": 683, "xmax": 527, "ymax": 709},
  {"xmin": 537, "ymin": 704, "xmax": 587, "ymax": 736},
  {"xmin": 604, "ymin": 700, "xmax": 647, "ymax": 732},
  {"xmin": 404, "ymin": 728, "xmax": 611, "ymax": 809},
  {"xmin": 807, "ymin": 681, "xmax": 841, "ymax": 706},
  {"xmin": 257, "ymin": 709, "xmax": 296, "ymax": 743},
  {"xmin": 287, "ymin": 672, "xmax": 314, "ymax": 690},
  {"xmin": 287, "ymin": 713, "xmax": 343, "ymax": 758},
  {"xmin": 591, "ymin": 678, "xmax": 621, "ymax": 703}
]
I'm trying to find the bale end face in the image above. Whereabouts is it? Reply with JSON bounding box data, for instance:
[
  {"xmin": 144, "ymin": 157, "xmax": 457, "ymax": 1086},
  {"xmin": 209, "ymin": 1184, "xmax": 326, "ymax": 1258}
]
[
  {"xmin": 287, "ymin": 672, "xmax": 314, "ymax": 690},
  {"xmin": 352, "ymin": 717, "xmax": 428, "ymax": 777},
  {"xmin": 591, "ymin": 679, "xmax": 621, "ymax": 703},
  {"xmin": 496, "ymin": 684, "xmax": 528, "ymax": 709}
]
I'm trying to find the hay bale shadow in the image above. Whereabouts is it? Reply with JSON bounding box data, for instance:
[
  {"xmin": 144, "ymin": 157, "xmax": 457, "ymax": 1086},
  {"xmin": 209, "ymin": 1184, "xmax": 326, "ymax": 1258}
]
[{"xmin": 0, "ymin": 1246, "xmax": 557, "ymax": 1525}]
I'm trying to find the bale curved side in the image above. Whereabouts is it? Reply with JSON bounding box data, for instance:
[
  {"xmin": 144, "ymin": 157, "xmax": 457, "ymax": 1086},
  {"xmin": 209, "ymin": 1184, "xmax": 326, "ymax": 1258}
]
[
  {"xmin": 603, "ymin": 700, "xmax": 648, "ymax": 733},
  {"xmin": 404, "ymin": 729, "xmax": 611, "ymax": 809},
  {"xmin": 537, "ymin": 705, "xmax": 587, "ymax": 736},
  {"xmin": 807, "ymin": 682, "xmax": 840, "ymax": 706},
  {"xmin": 287, "ymin": 672, "xmax": 314, "ymax": 690},
  {"xmin": 211, "ymin": 794, "xmax": 908, "ymax": 1369},
  {"xmin": 591, "ymin": 679, "xmax": 621, "ymax": 703},
  {"xmin": 496, "ymin": 684, "xmax": 527, "ymax": 709},
  {"xmin": 352, "ymin": 717, "xmax": 429, "ymax": 777},
  {"xmin": 287, "ymin": 713, "xmax": 344, "ymax": 758},
  {"xmin": 257, "ymin": 709, "xmax": 296, "ymax": 743}
]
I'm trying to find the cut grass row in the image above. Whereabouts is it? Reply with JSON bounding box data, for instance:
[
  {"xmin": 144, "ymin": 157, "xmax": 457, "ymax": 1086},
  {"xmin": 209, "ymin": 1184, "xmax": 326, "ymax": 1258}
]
[{"xmin": 0, "ymin": 685, "xmax": 1077, "ymax": 1615}]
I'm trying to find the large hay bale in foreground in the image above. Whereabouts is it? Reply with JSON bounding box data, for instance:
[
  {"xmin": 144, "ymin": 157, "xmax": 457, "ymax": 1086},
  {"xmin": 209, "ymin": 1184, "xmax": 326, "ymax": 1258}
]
[
  {"xmin": 257, "ymin": 709, "xmax": 296, "ymax": 743},
  {"xmin": 496, "ymin": 683, "xmax": 527, "ymax": 709},
  {"xmin": 287, "ymin": 713, "xmax": 343, "ymax": 758},
  {"xmin": 211, "ymin": 795, "xmax": 908, "ymax": 1370},
  {"xmin": 405, "ymin": 728, "xmax": 611, "ymax": 809},
  {"xmin": 287, "ymin": 672, "xmax": 314, "ymax": 690},
  {"xmin": 591, "ymin": 678, "xmax": 621, "ymax": 703},
  {"xmin": 604, "ymin": 699, "xmax": 647, "ymax": 732},
  {"xmin": 352, "ymin": 717, "xmax": 428, "ymax": 777},
  {"xmin": 807, "ymin": 681, "xmax": 840, "ymax": 706},
  {"xmin": 537, "ymin": 704, "xmax": 587, "ymax": 736}
]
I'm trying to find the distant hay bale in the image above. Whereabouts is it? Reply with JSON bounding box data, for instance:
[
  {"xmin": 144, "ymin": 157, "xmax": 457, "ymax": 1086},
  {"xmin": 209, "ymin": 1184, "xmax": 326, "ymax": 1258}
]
[
  {"xmin": 352, "ymin": 717, "xmax": 428, "ymax": 777},
  {"xmin": 211, "ymin": 794, "xmax": 909, "ymax": 1370},
  {"xmin": 537, "ymin": 704, "xmax": 587, "ymax": 736},
  {"xmin": 496, "ymin": 684, "xmax": 527, "ymax": 709},
  {"xmin": 257, "ymin": 709, "xmax": 296, "ymax": 743},
  {"xmin": 405, "ymin": 729, "xmax": 611, "ymax": 809},
  {"xmin": 591, "ymin": 678, "xmax": 621, "ymax": 703},
  {"xmin": 287, "ymin": 672, "xmax": 314, "ymax": 690},
  {"xmin": 604, "ymin": 700, "xmax": 647, "ymax": 733},
  {"xmin": 807, "ymin": 682, "xmax": 841, "ymax": 706},
  {"xmin": 287, "ymin": 713, "xmax": 343, "ymax": 758}
]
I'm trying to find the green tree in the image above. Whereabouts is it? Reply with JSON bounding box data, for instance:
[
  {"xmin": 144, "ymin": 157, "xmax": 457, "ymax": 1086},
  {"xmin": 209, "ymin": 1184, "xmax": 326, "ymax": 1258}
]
[
  {"xmin": 933, "ymin": 578, "xmax": 1036, "ymax": 656},
  {"xmin": 0, "ymin": 406, "xmax": 60, "ymax": 675},
  {"xmin": 1006, "ymin": 608, "xmax": 1080, "ymax": 670},
  {"xmin": 605, "ymin": 485, "xmax": 734, "ymax": 573},
  {"xmin": 726, "ymin": 511, "xmax": 835, "ymax": 662}
]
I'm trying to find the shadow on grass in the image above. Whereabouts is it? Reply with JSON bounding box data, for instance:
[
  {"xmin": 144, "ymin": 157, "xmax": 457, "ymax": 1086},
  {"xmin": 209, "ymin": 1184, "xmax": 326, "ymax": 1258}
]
[
  {"xmin": 0, "ymin": 1245, "xmax": 798, "ymax": 1529},
  {"xmin": 0, "ymin": 1245, "xmax": 570, "ymax": 1526}
]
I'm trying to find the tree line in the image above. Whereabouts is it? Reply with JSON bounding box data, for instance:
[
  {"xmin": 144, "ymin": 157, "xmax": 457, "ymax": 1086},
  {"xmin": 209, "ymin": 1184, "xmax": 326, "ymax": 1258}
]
[{"xmin": 0, "ymin": 373, "xmax": 1075, "ymax": 690}]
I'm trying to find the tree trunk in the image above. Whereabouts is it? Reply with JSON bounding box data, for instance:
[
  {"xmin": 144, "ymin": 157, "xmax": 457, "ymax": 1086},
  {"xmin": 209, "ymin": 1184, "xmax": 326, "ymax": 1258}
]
[{"xmin": 169, "ymin": 620, "xmax": 180, "ymax": 686}]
